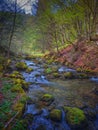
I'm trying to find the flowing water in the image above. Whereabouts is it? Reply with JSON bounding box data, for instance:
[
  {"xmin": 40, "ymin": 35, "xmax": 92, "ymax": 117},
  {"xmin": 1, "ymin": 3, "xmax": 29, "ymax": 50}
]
[{"xmin": 21, "ymin": 59, "xmax": 98, "ymax": 130}]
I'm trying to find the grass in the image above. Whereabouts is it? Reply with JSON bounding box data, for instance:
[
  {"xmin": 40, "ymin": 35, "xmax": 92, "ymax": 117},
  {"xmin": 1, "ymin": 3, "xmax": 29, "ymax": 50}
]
[{"xmin": 0, "ymin": 78, "xmax": 17, "ymax": 129}]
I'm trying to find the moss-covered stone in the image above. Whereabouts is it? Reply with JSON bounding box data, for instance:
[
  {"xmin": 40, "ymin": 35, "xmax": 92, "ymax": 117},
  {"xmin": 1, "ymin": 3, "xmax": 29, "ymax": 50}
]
[
  {"xmin": 45, "ymin": 68, "xmax": 52, "ymax": 74},
  {"xmin": 49, "ymin": 109, "xmax": 62, "ymax": 122},
  {"xmin": 46, "ymin": 59, "xmax": 54, "ymax": 64},
  {"xmin": 53, "ymin": 73, "xmax": 60, "ymax": 78},
  {"xmin": 63, "ymin": 107, "xmax": 87, "ymax": 128},
  {"xmin": 64, "ymin": 72, "xmax": 73, "ymax": 79},
  {"xmin": 41, "ymin": 94, "xmax": 54, "ymax": 102},
  {"xmin": 12, "ymin": 78, "xmax": 29, "ymax": 90},
  {"xmin": 26, "ymin": 67, "xmax": 33, "ymax": 73},
  {"xmin": 78, "ymin": 73, "xmax": 88, "ymax": 79},
  {"xmin": 16, "ymin": 62, "xmax": 27, "ymax": 70},
  {"xmin": 24, "ymin": 113, "xmax": 33, "ymax": 123},
  {"xmin": 13, "ymin": 102, "xmax": 25, "ymax": 117},
  {"xmin": 76, "ymin": 68, "xmax": 83, "ymax": 72},
  {"xmin": 41, "ymin": 94, "xmax": 54, "ymax": 106},
  {"xmin": 11, "ymin": 84, "xmax": 24, "ymax": 93},
  {"xmin": 10, "ymin": 71, "xmax": 23, "ymax": 79}
]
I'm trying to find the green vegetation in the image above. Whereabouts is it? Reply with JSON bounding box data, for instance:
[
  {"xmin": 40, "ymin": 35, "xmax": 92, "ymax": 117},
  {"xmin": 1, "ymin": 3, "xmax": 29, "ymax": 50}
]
[
  {"xmin": 49, "ymin": 109, "xmax": 62, "ymax": 122},
  {"xmin": 63, "ymin": 107, "xmax": 87, "ymax": 126},
  {"xmin": 16, "ymin": 62, "xmax": 28, "ymax": 70}
]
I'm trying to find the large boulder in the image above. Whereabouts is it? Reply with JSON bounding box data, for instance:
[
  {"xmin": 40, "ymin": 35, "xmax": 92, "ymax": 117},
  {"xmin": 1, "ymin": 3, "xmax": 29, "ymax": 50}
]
[
  {"xmin": 63, "ymin": 107, "xmax": 87, "ymax": 129},
  {"xmin": 49, "ymin": 109, "xmax": 62, "ymax": 122},
  {"xmin": 16, "ymin": 62, "xmax": 27, "ymax": 70}
]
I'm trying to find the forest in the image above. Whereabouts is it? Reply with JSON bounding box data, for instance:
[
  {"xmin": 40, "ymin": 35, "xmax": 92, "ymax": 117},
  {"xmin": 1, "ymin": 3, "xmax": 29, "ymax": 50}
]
[{"xmin": 0, "ymin": 0, "xmax": 98, "ymax": 130}]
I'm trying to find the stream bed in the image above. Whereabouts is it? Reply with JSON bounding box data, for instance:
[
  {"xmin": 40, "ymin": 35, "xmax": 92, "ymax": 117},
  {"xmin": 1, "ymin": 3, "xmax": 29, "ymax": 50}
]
[{"xmin": 21, "ymin": 59, "xmax": 98, "ymax": 130}]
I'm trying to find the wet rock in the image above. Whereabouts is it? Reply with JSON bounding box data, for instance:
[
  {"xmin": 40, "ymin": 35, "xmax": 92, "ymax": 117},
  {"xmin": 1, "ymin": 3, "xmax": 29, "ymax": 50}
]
[
  {"xmin": 63, "ymin": 106, "xmax": 88, "ymax": 129},
  {"xmin": 76, "ymin": 73, "xmax": 89, "ymax": 79},
  {"xmin": 84, "ymin": 108, "xmax": 96, "ymax": 120},
  {"xmin": 26, "ymin": 67, "xmax": 33, "ymax": 73},
  {"xmin": 16, "ymin": 62, "xmax": 28, "ymax": 70},
  {"xmin": 53, "ymin": 72, "xmax": 60, "ymax": 78},
  {"xmin": 26, "ymin": 104, "xmax": 42, "ymax": 116},
  {"xmin": 9, "ymin": 71, "xmax": 24, "ymax": 79},
  {"xmin": 40, "ymin": 94, "xmax": 54, "ymax": 106},
  {"xmin": 24, "ymin": 113, "xmax": 33, "ymax": 123},
  {"xmin": 49, "ymin": 109, "xmax": 62, "ymax": 122},
  {"xmin": 64, "ymin": 72, "xmax": 73, "ymax": 79},
  {"xmin": 36, "ymin": 125, "xmax": 46, "ymax": 130}
]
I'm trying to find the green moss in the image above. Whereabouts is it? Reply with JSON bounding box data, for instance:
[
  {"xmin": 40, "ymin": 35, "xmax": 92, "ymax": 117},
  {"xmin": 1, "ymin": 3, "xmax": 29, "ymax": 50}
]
[
  {"xmin": 13, "ymin": 102, "xmax": 24, "ymax": 111},
  {"xmin": 26, "ymin": 67, "xmax": 33, "ymax": 73},
  {"xmin": 64, "ymin": 72, "xmax": 73, "ymax": 78},
  {"xmin": 19, "ymin": 96, "xmax": 30, "ymax": 104},
  {"xmin": 78, "ymin": 73, "xmax": 88, "ymax": 79},
  {"xmin": 45, "ymin": 68, "xmax": 52, "ymax": 74},
  {"xmin": 76, "ymin": 68, "xmax": 83, "ymax": 72},
  {"xmin": 46, "ymin": 59, "xmax": 53, "ymax": 64},
  {"xmin": 0, "ymin": 64, "xmax": 3, "ymax": 72},
  {"xmin": 41, "ymin": 94, "xmax": 54, "ymax": 102},
  {"xmin": 53, "ymin": 73, "xmax": 60, "ymax": 78},
  {"xmin": 11, "ymin": 84, "xmax": 24, "ymax": 93},
  {"xmin": 41, "ymin": 94, "xmax": 54, "ymax": 106},
  {"xmin": 63, "ymin": 107, "xmax": 86, "ymax": 125},
  {"xmin": 16, "ymin": 62, "xmax": 27, "ymax": 70},
  {"xmin": 10, "ymin": 71, "xmax": 23, "ymax": 79},
  {"xmin": 49, "ymin": 109, "xmax": 62, "ymax": 122}
]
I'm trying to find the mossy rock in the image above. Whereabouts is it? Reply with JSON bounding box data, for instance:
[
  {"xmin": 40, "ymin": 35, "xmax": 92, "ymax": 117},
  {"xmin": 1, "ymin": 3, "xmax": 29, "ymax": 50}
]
[
  {"xmin": 11, "ymin": 84, "xmax": 24, "ymax": 93},
  {"xmin": 45, "ymin": 68, "xmax": 52, "ymax": 74},
  {"xmin": 10, "ymin": 71, "xmax": 23, "ymax": 79},
  {"xmin": 13, "ymin": 102, "xmax": 25, "ymax": 117},
  {"xmin": 12, "ymin": 78, "xmax": 29, "ymax": 90},
  {"xmin": 0, "ymin": 64, "xmax": 3, "ymax": 72},
  {"xmin": 64, "ymin": 72, "xmax": 73, "ymax": 79},
  {"xmin": 26, "ymin": 67, "xmax": 33, "ymax": 73},
  {"xmin": 78, "ymin": 73, "xmax": 88, "ymax": 79},
  {"xmin": 76, "ymin": 68, "xmax": 83, "ymax": 72},
  {"xmin": 36, "ymin": 125, "xmax": 46, "ymax": 130},
  {"xmin": 51, "ymin": 66, "xmax": 58, "ymax": 72},
  {"xmin": 19, "ymin": 96, "xmax": 30, "ymax": 104},
  {"xmin": 49, "ymin": 109, "xmax": 62, "ymax": 122},
  {"xmin": 63, "ymin": 107, "xmax": 87, "ymax": 129},
  {"xmin": 41, "ymin": 94, "xmax": 54, "ymax": 106},
  {"xmin": 16, "ymin": 62, "xmax": 27, "ymax": 70},
  {"xmin": 46, "ymin": 59, "xmax": 54, "ymax": 64},
  {"xmin": 53, "ymin": 73, "xmax": 60, "ymax": 78},
  {"xmin": 24, "ymin": 113, "xmax": 33, "ymax": 124}
]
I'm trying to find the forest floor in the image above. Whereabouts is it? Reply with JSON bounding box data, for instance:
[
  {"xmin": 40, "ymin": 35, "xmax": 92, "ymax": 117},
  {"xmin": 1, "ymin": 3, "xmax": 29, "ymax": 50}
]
[{"xmin": 45, "ymin": 40, "xmax": 98, "ymax": 74}]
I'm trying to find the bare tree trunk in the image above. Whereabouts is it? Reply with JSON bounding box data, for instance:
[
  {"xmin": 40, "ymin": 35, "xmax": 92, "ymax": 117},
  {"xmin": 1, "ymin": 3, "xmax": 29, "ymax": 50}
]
[{"xmin": 7, "ymin": 0, "xmax": 17, "ymax": 58}]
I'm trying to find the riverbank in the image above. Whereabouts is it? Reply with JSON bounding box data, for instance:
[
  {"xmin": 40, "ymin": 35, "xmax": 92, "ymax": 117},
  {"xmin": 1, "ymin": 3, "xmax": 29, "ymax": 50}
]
[
  {"xmin": 44, "ymin": 40, "xmax": 98, "ymax": 74},
  {"xmin": 0, "ymin": 53, "xmax": 98, "ymax": 130}
]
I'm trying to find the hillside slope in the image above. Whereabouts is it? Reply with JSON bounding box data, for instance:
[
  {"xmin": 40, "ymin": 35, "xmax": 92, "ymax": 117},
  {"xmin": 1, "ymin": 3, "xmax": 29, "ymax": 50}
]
[{"xmin": 52, "ymin": 40, "xmax": 98, "ymax": 73}]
